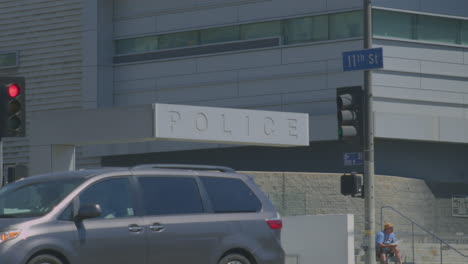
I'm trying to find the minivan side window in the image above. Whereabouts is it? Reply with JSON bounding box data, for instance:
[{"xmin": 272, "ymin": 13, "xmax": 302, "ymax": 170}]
[
  {"xmin": 138, "ymin": 177, "xmax": 203, "ymax": 216},
  {"xmin": 79, "ymin": 178, "xmax": 135, "ymax": 219},
  {"xmin": 200, "ymin": 177, "xmax": 261, "ymax": 213}
]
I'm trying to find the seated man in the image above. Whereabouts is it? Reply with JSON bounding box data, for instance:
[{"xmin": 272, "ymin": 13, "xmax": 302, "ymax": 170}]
[{"xmin": 376, "ymin": 223, "xmax": 402, "ymax": 264}]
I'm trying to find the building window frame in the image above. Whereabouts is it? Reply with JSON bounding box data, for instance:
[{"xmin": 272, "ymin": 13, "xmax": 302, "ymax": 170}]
[{"xmin": 0, "ymin": 51, "xmax": 19, "ymax": 69}]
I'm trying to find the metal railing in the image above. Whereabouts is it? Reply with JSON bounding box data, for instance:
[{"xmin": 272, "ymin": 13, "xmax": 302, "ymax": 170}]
[{"xmin": 381, "ymin": 206, "xmax": 468, "ymax": 264}]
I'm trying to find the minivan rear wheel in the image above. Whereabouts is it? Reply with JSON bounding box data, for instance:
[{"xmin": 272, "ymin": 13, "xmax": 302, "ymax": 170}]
[
  {"xmin": 27, "ymin": 254, "xmax": 63, "ymax": 264},
  {"xmin": 219, "ymin": 253, "xmax": 251, "ymax": 264}
]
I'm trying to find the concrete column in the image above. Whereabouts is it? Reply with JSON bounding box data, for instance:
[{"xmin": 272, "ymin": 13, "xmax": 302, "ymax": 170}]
[
  {"xmin": 82, "ymin": 0, "xmax": 114, "ymax": 108},
  {"xmin": 30, "ymin": 145, "xmax": 76, "ymax": 176}
]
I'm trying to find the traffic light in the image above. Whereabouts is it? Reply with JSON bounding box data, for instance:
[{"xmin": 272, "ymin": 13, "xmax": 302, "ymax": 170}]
[
  {"xmin": 0, "ymin": 77, "xmax": 26, "ymax": 138},
  {"xmin": 336, "ymin": 86, "xmax": 364, "ymax": 144},
  {"xmin": 340, "ymin": 172, "xmax": 363, "ymax": 197}
]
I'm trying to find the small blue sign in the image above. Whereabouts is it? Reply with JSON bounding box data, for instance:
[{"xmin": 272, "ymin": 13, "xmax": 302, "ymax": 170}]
[
  {"xmin": 342, "ymin": 48, "xmax": 383, "ymax": 72},
  {"xmin": 344, "ymin": 152, "xmax": 363, "ymax": 166}
]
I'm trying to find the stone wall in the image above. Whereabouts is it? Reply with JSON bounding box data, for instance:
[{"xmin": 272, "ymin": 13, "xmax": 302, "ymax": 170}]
[{"xmin": 246, "ymin": 171, "xmax": 468, "ymax": 245}]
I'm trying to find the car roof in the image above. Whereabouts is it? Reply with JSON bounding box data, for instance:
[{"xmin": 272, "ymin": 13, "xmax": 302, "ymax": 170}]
[{"xmin": 13, "ymin": 164, "xmax": 242, "ymax": 185}]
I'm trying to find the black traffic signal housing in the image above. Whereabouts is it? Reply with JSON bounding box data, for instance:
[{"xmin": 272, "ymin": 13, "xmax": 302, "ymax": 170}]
[
  {"xmin": 336, "ymin": 86, "xmax": 364, "ymax": 145},
  {"xmin": 340, "ymin": 172, "xmax": 363, "ymax": 197},
  {"xmin": 0, "ymin": 77, "xmax": 26, "ymax": 138}
]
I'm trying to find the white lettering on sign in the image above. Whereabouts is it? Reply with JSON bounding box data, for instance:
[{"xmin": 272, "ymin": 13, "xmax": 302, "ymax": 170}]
[
  {"xmin": 264, "ymin": 117, "xmax": 275, "ymax": 136},
  {"xmin": 154, "ymin": 104, "xmax": 309, "ymax": 147},
  {"xmin": 222, "ymin": 114, "xmax": 232, "ymax": 135},
  {"xmin": 288, "ymin": 119, "xmax": 298, "ymax": 138},
  {"xmin": 195, "ymin": 112, "xmax": 208, "ymax": 131},
  {"xmin": 169, "ymin": 111, "xmax": 181, "ymax": 133}
]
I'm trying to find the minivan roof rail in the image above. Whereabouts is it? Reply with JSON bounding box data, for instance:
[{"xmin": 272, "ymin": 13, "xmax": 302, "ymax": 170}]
[{"xmin": 131, "ymin": 164, "xmax": 236, "ymax": 173}]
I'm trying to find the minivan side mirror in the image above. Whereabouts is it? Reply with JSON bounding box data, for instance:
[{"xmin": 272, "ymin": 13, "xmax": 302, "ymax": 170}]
[{"xmin": 75, "ymin": 204, "xmax": 102, "ymax": 221}]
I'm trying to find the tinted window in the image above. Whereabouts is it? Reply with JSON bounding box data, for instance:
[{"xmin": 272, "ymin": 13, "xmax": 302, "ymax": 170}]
[
  {"xmin": 201, "ymin": 177, "xmax": 261, "ymax": 213},
  {"xmin": 79, "ymin": 178, "xmax": 135, "ymax": 219},
  {"xmin": 138, "ymin": 177, "xmax": 203, "ymax": 216},
  {"xmin": 374, "ymin": 10, "xmax": 415, "ymax": 39}
]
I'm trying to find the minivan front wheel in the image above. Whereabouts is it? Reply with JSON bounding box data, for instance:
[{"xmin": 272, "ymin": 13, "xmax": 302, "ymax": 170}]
[
  {"xmin": 219, "ymin": 253, "xmax": 251, "ymax": 264},
  {"xmin": 27, "ymin": 254, "xmax": 63, "ymax": 264}
]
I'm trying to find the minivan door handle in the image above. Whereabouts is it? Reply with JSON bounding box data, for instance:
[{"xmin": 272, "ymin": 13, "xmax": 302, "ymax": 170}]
[
  {"xmin": 128, "ymin": 224, "xmax": 143, "ymax": 232},
  {"xmin": 149, "ymin": 223, "xmax": 165, "ymax": 232}
]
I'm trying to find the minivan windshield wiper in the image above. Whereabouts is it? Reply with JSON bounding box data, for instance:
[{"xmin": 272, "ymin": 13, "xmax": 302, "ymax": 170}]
[{"xmin": 0, "ymin": 213, "xmax": 44, "ymax": 218}]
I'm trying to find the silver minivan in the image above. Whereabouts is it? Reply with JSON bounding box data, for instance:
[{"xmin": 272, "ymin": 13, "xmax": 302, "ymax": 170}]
[{"xmin": 0, "ymin": 164, "xmax": 285, "ymax": 264}]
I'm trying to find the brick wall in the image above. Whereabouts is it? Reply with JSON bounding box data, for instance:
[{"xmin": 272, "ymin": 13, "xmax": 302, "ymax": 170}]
[{"xmin": 247, "ymin": 171, "xmax": 468, "ymax": 245}]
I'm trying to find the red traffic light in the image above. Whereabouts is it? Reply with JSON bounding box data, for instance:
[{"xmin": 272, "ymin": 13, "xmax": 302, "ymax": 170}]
[{"xmin": 8, "ymin": 84, "xmax": 20, "ymax": 98}]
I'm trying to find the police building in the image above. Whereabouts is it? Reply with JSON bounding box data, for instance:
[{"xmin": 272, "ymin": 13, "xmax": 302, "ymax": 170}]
[{"xmin": 1, "ymin": 0, "xmax": 468, "ymax": 261}]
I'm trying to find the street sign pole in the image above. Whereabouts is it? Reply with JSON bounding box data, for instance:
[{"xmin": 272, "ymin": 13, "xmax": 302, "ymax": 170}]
[{"xmin": 363, "ymin": 1, "xmax": 376, "ymax": 264}]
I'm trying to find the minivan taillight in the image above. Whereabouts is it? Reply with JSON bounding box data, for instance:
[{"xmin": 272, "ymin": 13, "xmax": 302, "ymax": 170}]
[{"xmin": 266, "ymin": 219, "xmax": 282, "ymax": 229}]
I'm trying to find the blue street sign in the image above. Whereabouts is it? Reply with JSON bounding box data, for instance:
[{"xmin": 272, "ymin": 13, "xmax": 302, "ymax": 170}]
[
  {"xmin": 342, "ymin": 47, "xmax": 383, "ymax": 72},
  {"xmin": 344, "ymin": 152, "xmax": 363, "ymax": 166}
]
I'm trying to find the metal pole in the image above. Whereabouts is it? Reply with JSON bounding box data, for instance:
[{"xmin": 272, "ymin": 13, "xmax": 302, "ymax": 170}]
[
  {"xmin": 0, "ymin": 139, "xmax": 3, "ymax": 188},
  {"xmin": 412, "ymin": 223, "xmax": 415, "ymax": 264},
  {"xmin": 363, "ymin": 1, "xmax": 376, "ymax": 264}
]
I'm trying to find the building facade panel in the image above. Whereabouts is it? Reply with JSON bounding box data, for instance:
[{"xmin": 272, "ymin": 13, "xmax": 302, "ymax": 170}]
[
  {"xmin": 156, "ymin": 82, "xmax": 238, "ymax": 103},
  {"xmin": 156, "ymin": 6, "xmax": 239, "ymax": 32},
  {"xmin": 420, "ymin": 61, "xmax": 468, "ymax": 78},
  {"xmin": 195, "ymin": 48, "xmax": 282, "ymax": 72},
  {"xmin": 375, "ymin": 100, "xmax": 466, "ymax": 118},
  {"xmin": 374, "ymin": 85, "xmax": 465, "ymax": 105},
  {"xmin": 237, "ymin": 0, "xmax": 327, "ymax": 22},
  {"xmin": 114, "ymin": 59, "xmax": 198, "ymax": 81},
  {"xmin": 374, "ymin": 71, "xmax": 421, "ymax": 89},
  {"xmin": 376, "ymin": 40, "xmax": 465, "ymax": 64},
  {"xmin": 281, "ymin": 40, "xmax": 362, "ymax": 65},
  {"xmin": 420, "ymin": 75, "xmax": 468, "ymax": 94},
  {"xmin": 238, "ymin": 74, "xmax": 327, "ymax": 97},
  {"xmin": 157, "ymin": 70, "xmax": 238, "ymax": 89},
  {"xmin": 114, "ymin": 17, "xmax": 157, "ymax": 38},
  {"xmin": 374, "ymin": 0, "xmax": 468, "ymax": 17},
  {"xmin": 0, "ymin": 0, "xmax": 83, "ymax": 165}
]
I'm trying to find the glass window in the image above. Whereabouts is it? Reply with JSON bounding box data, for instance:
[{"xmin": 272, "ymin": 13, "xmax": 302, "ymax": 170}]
[
  {"xmin": 79, "ymin": 178, "xmax": 135, "ymax": 219},
  {"xmin": 417, "ymin": 15, "xmax": 460, "ymax": 44},
  {"xmin": 373, "ymin": 10, "xmax": 415, "ymax": 39},
  {"xmin": 138, "ymin": 177, "xmax": 203, "ymax": 216},
  {"xmin": 159, "ymin": 31, "xmax": 199, "ymax": 49},
  {"xmin": 115, "ymin": 36, "xmax": 158, "ymax": 54},
  {"xmin": 284, "ymin": 15, "xmax": 328, "ymax": 44},
  {"xmin": 200, "ymin": 177, "xmax": 261, "ymax": 213},
  {"xmin": 0, "ymin": 179, "xmax": 83, "ymax": 218},
  {"xmin": 462, "ymin": 21, "xmax": 468, "ymax": 45},
  {"xmin": 329, "ymin": 11, "xmax": 363, "ymax": 40},
  {"xmin": 0, "ymin": 52, "xmax": 17, "ymax": 68},
  {"xmin": 241, "ymin": 21, "xmax": 281, "ymax": 40},
  {"xmin": 200, "ymin": 25, "xmax": 240, "ymax": 45}
]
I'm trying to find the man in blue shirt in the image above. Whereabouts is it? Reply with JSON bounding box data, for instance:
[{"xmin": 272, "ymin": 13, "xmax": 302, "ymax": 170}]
[{"xmin": 376, "ymin": 222, "xmax": 402, "ymax": 264}]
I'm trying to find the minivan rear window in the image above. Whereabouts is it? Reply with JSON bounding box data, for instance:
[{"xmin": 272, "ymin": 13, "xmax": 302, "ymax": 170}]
[
  {"xmin": 200, "ymin": 177, "xmax": 261, "ymax": 213},
  {"xmin": 138, "ymin": 177, "xmax": 204, "ymax": 216}
]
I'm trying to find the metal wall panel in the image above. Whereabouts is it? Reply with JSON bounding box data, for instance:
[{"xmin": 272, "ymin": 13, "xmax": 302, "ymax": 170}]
[
  {"xmin": 282, "ymin": 41, "xmax": 362, "ymax": 64},
  {"xmin": 374, "ymin": 0, "xmax": 468, "ymax": 17},
  {"xmin": 114, "ymin": 17, "xmax": 157, "ymax": 37},
  {"xmin": 0, "ymin": 0, "xmax": 83, "ymax": 165},
  {"xmin": 376, "ymin": 40, "xmax": 465, "ymax": 64},
  {"xmin": 114, "ymin": 60, "xmax": 198, "ymax": 81},
  {"xmin": 195, "ymin": 49, "xmax": 282, "ymax": 72}
]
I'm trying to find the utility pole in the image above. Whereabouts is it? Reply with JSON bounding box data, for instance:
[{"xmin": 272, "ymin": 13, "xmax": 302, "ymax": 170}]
[{"xmin": 363, "ymin": 0, "xmax": 376, "ymax": 264}]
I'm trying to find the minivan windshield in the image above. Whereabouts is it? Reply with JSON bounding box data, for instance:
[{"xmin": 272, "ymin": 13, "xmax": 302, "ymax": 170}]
[{"xmin": 0, "ymin": 179, "xmax": 83, "ymax": 218}]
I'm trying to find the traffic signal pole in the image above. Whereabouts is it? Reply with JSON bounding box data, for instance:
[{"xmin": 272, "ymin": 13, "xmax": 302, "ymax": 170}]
[
  {"xmin": 0, "ymin": 140, "xmax": 3, "ymax": 187},
  {"xmin": 363, "ymin": 1, "xmax": 376, "ymax": 264}
]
